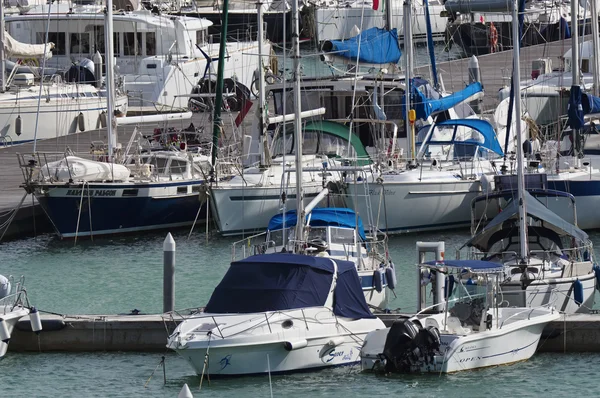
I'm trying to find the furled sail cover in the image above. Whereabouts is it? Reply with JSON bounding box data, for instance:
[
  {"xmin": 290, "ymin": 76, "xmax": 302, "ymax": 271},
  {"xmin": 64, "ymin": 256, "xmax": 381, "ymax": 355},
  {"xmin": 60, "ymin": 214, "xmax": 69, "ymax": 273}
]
[
  {"xmin": 433, "ymin": 119, "xmax": 504, "ymax": 156},
  {"xmin": 267, "ymin": 207, "xmax": 367, "ymax": 241},
  {"xmin": 5, "ymin": 31, "xmax": 54, "ymax": 59},
  {"xmin": 205, "ymin": 254, "xmax": 374, "ymax": 318},
  {"xmin": 321, "ymin": 27, "xmax": 402, "ymax": 64},
  {"xmin": 567, "ymin": 85, "xmax": 600, "ymax": 129}
]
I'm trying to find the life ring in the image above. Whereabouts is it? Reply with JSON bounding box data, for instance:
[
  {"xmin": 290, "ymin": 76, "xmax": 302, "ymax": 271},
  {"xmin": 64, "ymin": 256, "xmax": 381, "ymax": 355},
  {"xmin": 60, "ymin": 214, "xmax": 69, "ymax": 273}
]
[{"xmin": 489, "ymin": 23, "xmax": 498, "ymax": 53}]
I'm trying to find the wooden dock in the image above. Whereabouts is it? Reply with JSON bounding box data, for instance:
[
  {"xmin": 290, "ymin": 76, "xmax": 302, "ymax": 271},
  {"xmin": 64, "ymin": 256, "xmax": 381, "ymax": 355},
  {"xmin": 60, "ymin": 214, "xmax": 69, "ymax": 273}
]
[{"xmin": 10, "ymin": 311, "xmax": 600, "ymax": 353}]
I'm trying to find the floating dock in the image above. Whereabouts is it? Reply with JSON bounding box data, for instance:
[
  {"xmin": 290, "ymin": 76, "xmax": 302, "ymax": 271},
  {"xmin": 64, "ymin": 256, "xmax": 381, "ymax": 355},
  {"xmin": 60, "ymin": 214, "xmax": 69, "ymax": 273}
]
[{"xmin": 10, "ymin": 312, "xmax": 600, "ymax": 353}]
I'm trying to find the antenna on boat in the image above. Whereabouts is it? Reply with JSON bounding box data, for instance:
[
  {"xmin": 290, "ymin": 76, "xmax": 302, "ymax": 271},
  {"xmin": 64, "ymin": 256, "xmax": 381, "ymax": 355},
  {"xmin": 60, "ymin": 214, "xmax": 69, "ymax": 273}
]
[{"xmin": 511, "ymin": 0, "xmax": 529, "ymax": 264}]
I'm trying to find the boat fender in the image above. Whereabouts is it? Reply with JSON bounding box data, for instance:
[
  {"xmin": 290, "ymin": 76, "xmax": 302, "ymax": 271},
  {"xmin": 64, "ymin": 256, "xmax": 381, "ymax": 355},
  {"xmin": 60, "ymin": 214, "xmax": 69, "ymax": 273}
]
[
  {"xmin": 15, "ymin": 115, "xmax": 22, "ymax": 136},
  {"xmin": 373, "ymin": 270, "xmax": 383, "ymax": 293},
  {"xmin": 284, "ymin": 339, "xmax": 308, "ymax": 351},
  {"xmin": 16, "ymin": 318, "xmax": 66, "ymax": 332},
  {"xmin": 77, "ymin": 112, "xmax": 85, "ymax": 132},
  {"xmin": 0, "ymin": 318, "xmax": 10, "ymax": 343},
  {"xmin": 327, "ymin": 336, "xmax": 345, "ymax": 347},
  {"xmin": 99, "ymin": 111, "xmax": 107, "ymax": 128},
  {"xmin": 385, "ymin": 262, "xmax": 397, "ymax": 290},
  {"xmin": 573, "ymin": 279, "xmax": 584, "ymax": 306},
  {"xmin": 29, "ymin": 307, "xmax": 42, "ymax": 334},
  {"xmin": 444, "ymin": 275, "xmax": 455, "ymax": 299},
  {"xmin": 594, "ymin": 264, "xmax": 600, "ymax": 291}
]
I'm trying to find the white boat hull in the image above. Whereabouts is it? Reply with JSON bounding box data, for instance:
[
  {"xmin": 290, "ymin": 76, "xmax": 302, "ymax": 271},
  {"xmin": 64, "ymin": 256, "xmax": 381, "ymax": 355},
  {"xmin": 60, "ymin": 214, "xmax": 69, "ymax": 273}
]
[
  {"xmin": 0, "ymin": 306, "xmax": 30, "ymax": 357},
  {"xmin": 345, "ymin": 178, "xmax": 480, "ymax": 234},
  {"xmin": 361, "ymin": 308, "xmax": 559, "ymax": 373}
]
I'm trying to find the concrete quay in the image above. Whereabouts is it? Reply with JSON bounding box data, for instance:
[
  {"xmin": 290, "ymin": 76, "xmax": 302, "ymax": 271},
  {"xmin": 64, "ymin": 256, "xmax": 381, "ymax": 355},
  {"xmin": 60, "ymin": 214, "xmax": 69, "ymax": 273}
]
[{"xmin": 9, "ymin": 312, "xmax": 600, "ymax": 354}]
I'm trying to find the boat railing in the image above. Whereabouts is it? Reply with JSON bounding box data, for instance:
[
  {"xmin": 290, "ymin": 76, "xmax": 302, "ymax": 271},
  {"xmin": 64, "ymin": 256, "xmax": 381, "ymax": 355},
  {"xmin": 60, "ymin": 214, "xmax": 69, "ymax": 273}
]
[
  {"xmin": 231, "ymin": 232, "xmax": 271, "ymax": 262},
  {"xmin": 0, "ymin": 135, "xmax": 12, "ymax": 147},
  {"xmin": 0, "ymin": 276, "xmax": 30, "ymax": 315},
  {"xmin": 499, "ymin": 305, "xmax": 554, "ymax": 329}
]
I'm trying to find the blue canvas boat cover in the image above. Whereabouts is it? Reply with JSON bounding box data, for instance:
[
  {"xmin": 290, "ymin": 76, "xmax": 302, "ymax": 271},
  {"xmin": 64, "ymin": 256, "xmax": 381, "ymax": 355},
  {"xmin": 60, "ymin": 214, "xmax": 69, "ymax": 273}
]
[
  {"xmin": 568, "ymin": 85, "xmax": 600, "ymax": 129},
  {"xmin": 322, "ymin": 27, "xmax": 402, "ymax": 64},
  {"xmin": 424, "ymin": 259, "xmax": 502, "ymax": 273},
  {"xmin": 402, "ymin": 82, "xmax": 483, "ymax": 120},
  {"xmin": 205, "ymin": 254, "xmax": 374, "ymax": 319},
  {"xmin": 461, "ymin": 190, "xmax": 588, "ymax": 251},
  {"xmin": 423, "ymin": 119, "xmax": 504, "ymax": 156},
  {"xmin": 267, "ymin": 208, "xmax": 367, "ymax": 241}
]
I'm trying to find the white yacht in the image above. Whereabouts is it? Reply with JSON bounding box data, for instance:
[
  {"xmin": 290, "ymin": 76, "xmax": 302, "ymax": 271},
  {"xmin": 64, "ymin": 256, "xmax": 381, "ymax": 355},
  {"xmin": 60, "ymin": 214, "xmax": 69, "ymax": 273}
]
[
  {"xmin": 313, "ymin": 0, "xmax": 447, "ymax": 43},
  {"xmin": 168, "ymin": 253, "xmax": 385, "ymax": 376},
  {"xmin": 361, "ymin": 254, "xmax": 559, "ymax": 373},
  {"xmin": 6, "ymin": 2, "xmax": 270, "ymax": 113}
]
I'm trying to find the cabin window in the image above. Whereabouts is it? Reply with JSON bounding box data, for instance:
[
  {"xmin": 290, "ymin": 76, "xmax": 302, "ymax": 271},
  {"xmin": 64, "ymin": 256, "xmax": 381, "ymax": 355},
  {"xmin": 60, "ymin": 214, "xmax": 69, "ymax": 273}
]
[
  {"xmin": 581, "ymin": 59, "xmax": 590, "ymax": 74},
  {"xmin": 196, "ymin": 30, "xmax": 207, "ymax": 45},
  {"xmin": 92, "ymin": 27, "xmax": 121, "ymax": 57},
  {"xmin": 170, "ymin": 159, "xmax": 187, "ymax": 175},
  {"xmin": 38, "ymin": 32, "xmax": 66, "ymax": 55},
  {"xmin": 319, "ymin": 134, "xmax": 355, "ymax": 158},
  {"xmin": 146, "ymin": 32, "xmax": 156, "ymax": 56},
  {"xmin": 151, "ymin": 157, "xmax": 169, "ymax": 174},
  {"xmin": 330, "ymin": 228, "xmax": 355, "ymax": 245},
  {"xmin": 123, "ymin": 32, "xmax": 142, "ymax": 56},
  {"xmin": 304, "ymin": 131, "xmax": 319, "ymax": 154},
  {"xmin": 383, "ymin": 91, "xmax": 405, "ymax": 120},
  {"xmin": 70, "ymin": 33, "xmax": 90, "ymax": 54}
]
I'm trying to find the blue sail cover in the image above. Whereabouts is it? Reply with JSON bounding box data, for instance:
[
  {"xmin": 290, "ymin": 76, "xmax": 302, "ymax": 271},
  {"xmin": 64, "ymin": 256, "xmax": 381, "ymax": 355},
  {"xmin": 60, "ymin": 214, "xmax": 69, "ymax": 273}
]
[
  {"xmin": 568, "ymin": 85, "xmax": 600, "ymax": 128},
  {"xmin": 268, "ymin": 208, "xmax": 367, "ymax": 241},
  {"xmin": 430, "ymin": 119, "xmax": 504, "ymax": 156},
  {"xmin": 402, "ymin": 82, "xmax": 483, "ymax": 120},
  {"xmin": 205, "ymin": 254, "xmax": 374, "ymax": 319},
  {"xmin": 323, "ymin": 27, "xmax": 402, "ymax": 64}
]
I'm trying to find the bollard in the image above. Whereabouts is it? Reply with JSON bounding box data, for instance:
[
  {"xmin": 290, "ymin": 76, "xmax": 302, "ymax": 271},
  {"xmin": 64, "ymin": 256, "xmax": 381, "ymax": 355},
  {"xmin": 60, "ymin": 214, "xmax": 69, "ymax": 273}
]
[
  {"xmin": 163, "ymin": 233, "xmax": 176, "ymax": 313},
  {"xmin": 468, "ymin": 55, "xmax": 482, "ymax": 114}
]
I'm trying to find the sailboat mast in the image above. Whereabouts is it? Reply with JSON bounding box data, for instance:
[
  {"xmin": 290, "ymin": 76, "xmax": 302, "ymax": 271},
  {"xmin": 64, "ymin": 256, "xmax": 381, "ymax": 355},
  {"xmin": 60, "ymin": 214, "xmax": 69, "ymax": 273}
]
[
  {"xmin": 0, "ymin": 2, "xmax": 5, "ymax": 92},
  {"xmin": 211, "ymin": 0, "xmax": 230, "ymax": 169},
  {"xmin": 511, "ymin": 0, "xmax": 528, "ymax": 261},
  {"xmin": 403, "ymin": 0, "xmax": 414, "ymax": 159},
  {"xmin": 106, "ymin": 0, "xmax": 117, "ymax": 160},
  {"xmin": 592, "ymin": 0, "xmax": 600, "ymax": 96},
  {"xmin": 571, "ymin": 0, "xmax": 580, "ymax": 162},
  {"xmin": 257, "ymin": 1, "xmax": 267, "ymax": 166},
  {"xmin": 292, "ymin": 0, "xmax": 304, "ymax": 242}
]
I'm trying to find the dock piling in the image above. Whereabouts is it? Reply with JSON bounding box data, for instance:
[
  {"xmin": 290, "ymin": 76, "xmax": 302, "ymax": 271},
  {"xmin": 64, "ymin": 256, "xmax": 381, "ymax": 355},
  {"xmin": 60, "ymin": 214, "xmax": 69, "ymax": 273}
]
[{"xmin": 163, "ymin": 233, "xmax": 176, "ymax": 313}]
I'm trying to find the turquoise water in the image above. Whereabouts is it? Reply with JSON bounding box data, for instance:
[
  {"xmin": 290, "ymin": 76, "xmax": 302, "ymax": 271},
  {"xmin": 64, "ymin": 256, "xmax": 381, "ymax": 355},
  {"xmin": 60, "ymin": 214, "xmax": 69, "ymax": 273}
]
[{"xmin": 1, "ymin": 228, "xmax": 600, "ymax": 397}]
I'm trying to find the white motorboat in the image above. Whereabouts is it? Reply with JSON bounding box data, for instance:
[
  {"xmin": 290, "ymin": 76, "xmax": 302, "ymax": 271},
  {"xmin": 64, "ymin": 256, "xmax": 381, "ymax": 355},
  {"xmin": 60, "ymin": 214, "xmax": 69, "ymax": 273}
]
[
  {"xmin": 6, "ymin": 2, "xmax": 270, "ymax": 113},
  {"xmin": 232, "ymin": 207, "xmax": 396, "ymax": 309},
  {"xmin": 361, "ymin": 256, "xmax": 560, "ymax": 373},
  {"xmin": 313, "ymin": 0, "xmax": 447, "ymax": 43},
  {"xmin": 0, "ymin": 275, "xmax": 42, "ymax": 357},
  {"xmin": 167, "ymin": 253, "xmax": 385, "ymax": 376}
]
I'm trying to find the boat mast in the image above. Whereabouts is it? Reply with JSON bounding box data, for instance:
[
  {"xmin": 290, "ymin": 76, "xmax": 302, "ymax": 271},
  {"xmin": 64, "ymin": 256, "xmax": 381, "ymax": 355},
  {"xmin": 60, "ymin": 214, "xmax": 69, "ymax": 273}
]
[
  {"xmin": 292, "ymin": 0, "xmax": 304, "ymax": 246},
  {"xmin": 106, "ymin": 0, "xmax": 117, "ymax": 160},
  {"xmin": 0, "ymin": 2, "xmax": 5, "ymax": 93},
  {"xmin": 210, "ymin": 0, "xmax": 230, "ymax": 172},
  {"xmin": 592, "ymin": 0, "xmax": 600, "ymax": 97},
  {"xmin": 511, "ymin": 0, "xmax": 528, "ymax": 261},
  {"xmin": 571, "ymin": 0, "xmax": 580, "ymax": 162},
  {"xmin": 403, "ymin": 0, "xmax": 414, "ymax": 160}
]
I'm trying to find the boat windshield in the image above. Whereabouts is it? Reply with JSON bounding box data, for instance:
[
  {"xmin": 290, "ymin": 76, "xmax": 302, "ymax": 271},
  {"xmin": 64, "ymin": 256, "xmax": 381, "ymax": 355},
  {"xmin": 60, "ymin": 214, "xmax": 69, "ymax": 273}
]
[{"xmin": 271, "ymin": 130, "xmax": 356, "ymax": 159}]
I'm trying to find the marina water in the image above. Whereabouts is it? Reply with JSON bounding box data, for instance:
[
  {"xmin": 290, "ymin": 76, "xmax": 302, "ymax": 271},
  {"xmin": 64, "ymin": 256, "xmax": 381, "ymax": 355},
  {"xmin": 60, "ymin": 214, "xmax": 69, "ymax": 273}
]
[
  {"xmin": 1, "ymin": 227, "xmax": 599, "ymax": 397},
  {"xmin": 1, "ymin": 44, "xmax": 599, "ymax": 396}
]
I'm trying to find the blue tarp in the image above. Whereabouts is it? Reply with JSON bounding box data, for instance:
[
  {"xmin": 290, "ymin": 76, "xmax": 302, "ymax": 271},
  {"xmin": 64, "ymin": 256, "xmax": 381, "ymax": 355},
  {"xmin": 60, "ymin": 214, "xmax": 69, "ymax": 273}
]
[
  {"xmin": 425, "ymin": 259, "xmax": 503, "ymax": 271},
  {"xmin": 267, "ymin": 208, "xmax": 367, "ymax": 241},
  {"xmin": 461, "ymin": 190, "xmax": 589, "ymax": 252},
  {"xmin": 323, "ymin": 27, "xmax": 402, "ymax": 64},
  {"xmin": 422, "ymin": 119, "xmax": 504, "ymax": 156},
  {"xmin": 402, "ymin": 82, "xmax": 483, "ymax": 120},
  {"xmin": 205, "ymin": 254, "xmax": 374, "ymax": 319}
]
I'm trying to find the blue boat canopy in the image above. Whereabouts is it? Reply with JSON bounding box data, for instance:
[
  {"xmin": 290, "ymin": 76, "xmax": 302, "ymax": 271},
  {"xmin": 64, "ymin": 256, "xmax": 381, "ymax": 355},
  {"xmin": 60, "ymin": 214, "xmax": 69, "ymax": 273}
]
[
  {"xmin": 402, "ymin": 82, "xmax": 483, "ymax": 120},
  {"xmin": 568, "ymin": 85, "xmax": 600, "ymax": 129},
  {"xmin": 419, "ymin": 119, "xmax": 504, "ymax": 156},
  {"xmin": 267, "ymin": 208, "xmax": 367, "ymax": 241},
  {"xmin": 321, "ymin": 27, "xmax": 402, "ymax": 64},
  {"xmin": 461, "ymin": 190, "xmax": 589, "ymax": 252},
  {"xmin": 424, "ymin": 259, "xmax": 503, "ymax": 273},
  {"xmin": 205, "ymin": 254, "xmax": 374, "ymax": 319}
]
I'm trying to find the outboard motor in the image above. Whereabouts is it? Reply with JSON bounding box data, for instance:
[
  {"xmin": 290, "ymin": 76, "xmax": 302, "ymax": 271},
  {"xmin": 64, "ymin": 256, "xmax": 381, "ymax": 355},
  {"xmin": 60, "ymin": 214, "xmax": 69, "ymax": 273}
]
[
  {"xmin": 382, "ymin": 318, "xmax": 441, "ymax": 373},
  {"xmin": 66, "ymin": 58, "xmax": 95, "ymax": 84}
]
